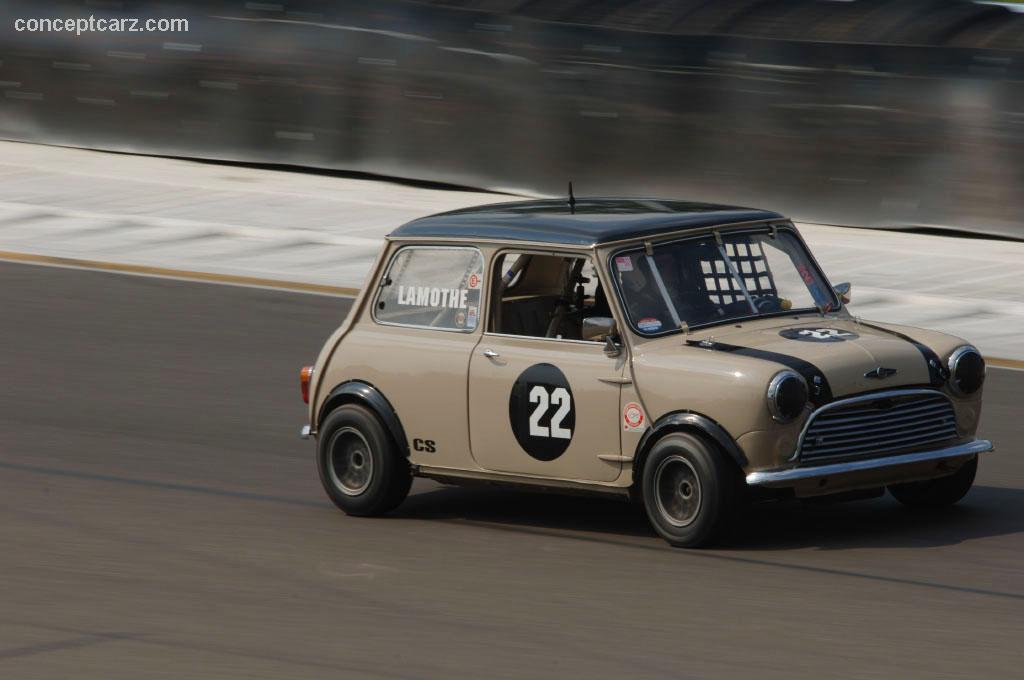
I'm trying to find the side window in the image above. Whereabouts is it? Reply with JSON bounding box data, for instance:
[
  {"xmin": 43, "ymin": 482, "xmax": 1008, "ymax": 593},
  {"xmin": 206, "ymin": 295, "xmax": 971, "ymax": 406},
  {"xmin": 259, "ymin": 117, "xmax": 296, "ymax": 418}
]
[
  {"xmin": 490, "ymin": 252, "xmax": 608, "ymax": 341},
  {"xmin": 374, "ymin": 246, "xmax": 483, "ymax": 332}
]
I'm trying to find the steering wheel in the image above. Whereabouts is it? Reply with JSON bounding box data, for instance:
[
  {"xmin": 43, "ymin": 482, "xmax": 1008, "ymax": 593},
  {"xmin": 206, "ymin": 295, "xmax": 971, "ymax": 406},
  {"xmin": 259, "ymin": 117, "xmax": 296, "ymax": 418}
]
[{"xmin": 752, "ymin": 295, "xmax": 781, "ymax": 313}]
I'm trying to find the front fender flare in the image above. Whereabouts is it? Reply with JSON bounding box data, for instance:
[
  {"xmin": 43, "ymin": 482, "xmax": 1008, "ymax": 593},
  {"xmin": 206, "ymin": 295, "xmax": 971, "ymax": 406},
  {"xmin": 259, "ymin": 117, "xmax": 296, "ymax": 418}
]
[
  {"xmin": 634, "ymin": 411, "xmax": 748, "ymax": 474},
  {"xmin": 318, "ymin": 381, "xmax": 410, "ymax": 456}
]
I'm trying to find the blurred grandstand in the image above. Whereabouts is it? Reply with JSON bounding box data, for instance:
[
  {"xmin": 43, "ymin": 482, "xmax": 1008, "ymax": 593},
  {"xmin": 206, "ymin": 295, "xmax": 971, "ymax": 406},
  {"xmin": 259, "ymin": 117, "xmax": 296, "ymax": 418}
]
[
  {"xmin": 2, "ymin": 0, "xmax": 1024, "ymax": 238},
  {"xmin": 425, "ymin": 0, "xmax": 1024, "ymax": 45}
]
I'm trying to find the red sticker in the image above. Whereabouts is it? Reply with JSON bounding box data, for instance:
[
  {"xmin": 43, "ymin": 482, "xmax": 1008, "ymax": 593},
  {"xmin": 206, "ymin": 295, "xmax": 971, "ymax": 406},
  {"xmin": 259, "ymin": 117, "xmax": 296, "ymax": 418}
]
[
  {"xmin": 623, "ymin": 402, "xmax": 645, "ymax": 432},
  {"xmin": 468, "ymin": 273, "xmax": 480, "ymax": 289},
  {"xmin": 797, "ymin": 263, "xmax": 813, "ymax": 285},
  {"xmin": 637, "ymin": 317, "xmax": 662, "ymax": 332}
]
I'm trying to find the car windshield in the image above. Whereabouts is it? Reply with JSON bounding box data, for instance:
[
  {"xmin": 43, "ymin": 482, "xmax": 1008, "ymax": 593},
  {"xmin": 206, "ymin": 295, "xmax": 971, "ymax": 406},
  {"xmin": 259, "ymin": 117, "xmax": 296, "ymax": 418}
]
[{"xmin": 611, "ymin": 229, "xmax": 838, "ymax": 335}]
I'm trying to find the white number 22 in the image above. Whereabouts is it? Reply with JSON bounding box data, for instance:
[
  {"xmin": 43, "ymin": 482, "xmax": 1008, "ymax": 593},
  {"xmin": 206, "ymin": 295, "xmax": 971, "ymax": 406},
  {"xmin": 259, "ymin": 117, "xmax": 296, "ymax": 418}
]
[{"xmin": 528, "ymin": 386, "xmax": 572, "ymax": 439}]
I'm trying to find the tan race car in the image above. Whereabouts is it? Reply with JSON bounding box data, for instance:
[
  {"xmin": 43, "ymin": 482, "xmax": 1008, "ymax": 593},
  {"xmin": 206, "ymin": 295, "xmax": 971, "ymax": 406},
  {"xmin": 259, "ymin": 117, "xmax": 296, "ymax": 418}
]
[{"xmin": 300, "ymin": 198, "xmax": 992, "ymax": 547}]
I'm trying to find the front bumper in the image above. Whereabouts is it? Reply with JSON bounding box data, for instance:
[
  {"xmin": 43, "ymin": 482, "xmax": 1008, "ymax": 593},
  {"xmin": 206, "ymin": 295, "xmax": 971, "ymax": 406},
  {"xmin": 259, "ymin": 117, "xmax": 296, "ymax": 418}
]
[{"xmin": 746, "ymin": 439, "xmax": 993, "ymax": 491}]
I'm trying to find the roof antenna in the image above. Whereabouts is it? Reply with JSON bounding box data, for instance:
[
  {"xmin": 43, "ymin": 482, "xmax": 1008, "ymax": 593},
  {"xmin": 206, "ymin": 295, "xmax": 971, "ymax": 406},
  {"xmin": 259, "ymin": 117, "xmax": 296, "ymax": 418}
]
[{"xmin": 568, "ymin": 181, "xmax": 576, "ymax": 215}]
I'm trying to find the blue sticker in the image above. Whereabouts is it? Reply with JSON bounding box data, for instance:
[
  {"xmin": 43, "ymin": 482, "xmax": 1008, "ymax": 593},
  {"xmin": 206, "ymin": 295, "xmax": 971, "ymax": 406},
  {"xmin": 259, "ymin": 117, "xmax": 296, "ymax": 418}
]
[{"xmin": 637, "ymin": 317, "xmax": 662, "ymax": 332}]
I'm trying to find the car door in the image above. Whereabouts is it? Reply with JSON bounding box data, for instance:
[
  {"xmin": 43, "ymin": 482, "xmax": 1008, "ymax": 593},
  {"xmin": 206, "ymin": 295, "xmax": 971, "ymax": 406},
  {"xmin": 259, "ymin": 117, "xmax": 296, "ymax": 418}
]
[
  {"xmin": 467, "ymin": 252, "xmax": 625, "ymax": 482},
  {"xmin": 361, "ymin": 243, "xmax": 486, "ymax": 470}
]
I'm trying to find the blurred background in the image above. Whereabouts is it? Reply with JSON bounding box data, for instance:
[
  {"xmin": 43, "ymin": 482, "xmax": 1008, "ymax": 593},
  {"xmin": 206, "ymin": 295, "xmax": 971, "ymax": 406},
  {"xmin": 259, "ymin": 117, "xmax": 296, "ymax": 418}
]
[
  {"xmin": 3, "ymin": 0, "xmax": 1024, "ymax": 239},
  {"xmin": 2, "ymin": 6, "xmax": 1024, "ymax": 678}
]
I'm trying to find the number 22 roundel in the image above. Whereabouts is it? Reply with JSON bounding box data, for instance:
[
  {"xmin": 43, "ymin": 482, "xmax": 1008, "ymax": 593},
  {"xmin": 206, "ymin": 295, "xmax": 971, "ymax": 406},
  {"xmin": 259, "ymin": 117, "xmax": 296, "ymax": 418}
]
[{"xmin": 508, "ymin": 363, "xmax": 575, "ymax": 461}]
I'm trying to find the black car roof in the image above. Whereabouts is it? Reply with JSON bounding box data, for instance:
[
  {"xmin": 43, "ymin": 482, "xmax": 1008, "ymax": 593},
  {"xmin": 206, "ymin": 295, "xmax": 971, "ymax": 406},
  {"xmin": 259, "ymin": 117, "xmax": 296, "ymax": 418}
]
[{"xmin": 389, "ymin": 198, "xmax": 784, "ymax": 246}]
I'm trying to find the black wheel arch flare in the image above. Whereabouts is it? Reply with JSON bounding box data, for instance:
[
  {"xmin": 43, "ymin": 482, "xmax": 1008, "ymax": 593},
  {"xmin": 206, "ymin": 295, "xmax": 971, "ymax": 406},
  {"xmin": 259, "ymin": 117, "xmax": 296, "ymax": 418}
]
[
  {"xmin": 319, "ymin": 380, "xmax": 410, "ymax": 456},
  {"xmin": 633, "ymin": 411, "xmax": 748, "ymax": 484}
]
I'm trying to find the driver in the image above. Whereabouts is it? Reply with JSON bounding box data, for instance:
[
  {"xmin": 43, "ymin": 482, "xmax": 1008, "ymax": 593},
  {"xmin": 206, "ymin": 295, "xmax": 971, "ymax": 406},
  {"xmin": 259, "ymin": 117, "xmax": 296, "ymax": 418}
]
[{"xmin": 620, "ymin": 261, "xmax": 672, "ymax": 333}]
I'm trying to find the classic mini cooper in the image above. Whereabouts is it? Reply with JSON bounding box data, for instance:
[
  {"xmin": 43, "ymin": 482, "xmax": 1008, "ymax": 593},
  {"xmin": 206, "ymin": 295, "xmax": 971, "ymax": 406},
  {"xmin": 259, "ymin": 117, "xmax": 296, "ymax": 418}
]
[{"xmin": 299, "ymin": 198, "xmax": 992, "ymax": 547}]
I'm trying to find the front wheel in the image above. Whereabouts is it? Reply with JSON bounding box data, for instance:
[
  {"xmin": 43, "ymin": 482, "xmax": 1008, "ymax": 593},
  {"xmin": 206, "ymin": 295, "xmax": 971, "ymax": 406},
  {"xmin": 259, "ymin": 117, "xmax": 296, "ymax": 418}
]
[
  {"xmin": 640, "ymin": 433, "xmax": 742, "ymax": 548},
  {"xmin": 317, "ymin": 404, "xmax": 411, "ymax": 516},
  {"xmin": 888, "ymin": 455, "xmax": 977, "ymax": 508}
]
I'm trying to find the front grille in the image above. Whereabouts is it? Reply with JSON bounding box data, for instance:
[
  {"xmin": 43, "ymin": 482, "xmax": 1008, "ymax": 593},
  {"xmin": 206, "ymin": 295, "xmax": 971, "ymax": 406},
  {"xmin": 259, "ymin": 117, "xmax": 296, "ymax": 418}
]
[{"xmin": 798, "ymin": 391, "xmax": 958, "ymax": 462}]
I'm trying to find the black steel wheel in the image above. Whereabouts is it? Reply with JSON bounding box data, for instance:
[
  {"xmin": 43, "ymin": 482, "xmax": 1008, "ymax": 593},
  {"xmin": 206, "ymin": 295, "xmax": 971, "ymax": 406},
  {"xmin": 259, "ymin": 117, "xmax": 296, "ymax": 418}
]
[
  {"xmin": 888, "ymin": 456, "xmax": 977, "ymax": 508},
  {"xmin": 641, "ymin": 432, "xmax": 742, "ymax": 548},
  {"xmin": 317, "ymin": 404, "xmax": 411, "ymax": 516}
]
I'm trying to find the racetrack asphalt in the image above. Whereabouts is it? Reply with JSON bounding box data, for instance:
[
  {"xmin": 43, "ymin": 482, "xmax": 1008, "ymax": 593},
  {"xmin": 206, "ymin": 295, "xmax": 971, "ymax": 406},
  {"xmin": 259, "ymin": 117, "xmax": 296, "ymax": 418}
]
[{"xmin": 1, "ymin": 261, "xmax": 1021, "ymax": 679}]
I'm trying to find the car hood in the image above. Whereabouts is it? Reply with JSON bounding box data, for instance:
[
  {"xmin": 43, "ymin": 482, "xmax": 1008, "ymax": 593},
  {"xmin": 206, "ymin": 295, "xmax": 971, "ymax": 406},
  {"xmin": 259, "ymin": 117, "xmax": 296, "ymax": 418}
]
[{"xmin": 681, "ymin": 316, "xmax": 940, "ymax": 399}]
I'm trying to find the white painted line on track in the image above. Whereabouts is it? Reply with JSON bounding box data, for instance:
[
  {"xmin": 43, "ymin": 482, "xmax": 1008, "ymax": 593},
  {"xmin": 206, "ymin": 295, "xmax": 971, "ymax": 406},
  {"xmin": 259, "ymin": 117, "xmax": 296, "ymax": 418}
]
[
  {"xmin": 0, "ymin": 250, "xmax": 357, "ymax": 298},
  {"xmin": 4, "ymin": 248, "xmax": 1023, "ymax": 372}
]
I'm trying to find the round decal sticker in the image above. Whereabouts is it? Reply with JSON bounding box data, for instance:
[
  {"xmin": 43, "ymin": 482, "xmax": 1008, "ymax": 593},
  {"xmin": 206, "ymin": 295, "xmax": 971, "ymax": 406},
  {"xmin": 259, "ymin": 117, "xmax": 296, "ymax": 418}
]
[
  {"xmin": 468, "ymin": 273, "xmax": 481, "ymax": 289},
  {"xmin": 779, "ymin": 327, "xmax": 859, "ymax": 343},
  {"xmin": 637, "ymin": 317, "xmax": 662, "ymax": 333},
  {"xmin": 509, "ymin": 363, "xmax": 575, "ymax": 461},
  {"xmin": 623, "ymin": 402, "xmax": 645, "ymax": 432}
]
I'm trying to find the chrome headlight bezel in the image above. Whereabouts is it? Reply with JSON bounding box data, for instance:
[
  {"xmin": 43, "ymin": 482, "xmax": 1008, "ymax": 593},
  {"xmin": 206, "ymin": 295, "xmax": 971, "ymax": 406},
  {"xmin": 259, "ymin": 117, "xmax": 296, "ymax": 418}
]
[
  {"xmin": 947, "ymin": 345, "xmax": 985, "ymax": 397},
  {"xmin": 767, "ymin": 370, "xmax": 809, "ymax": 423}
]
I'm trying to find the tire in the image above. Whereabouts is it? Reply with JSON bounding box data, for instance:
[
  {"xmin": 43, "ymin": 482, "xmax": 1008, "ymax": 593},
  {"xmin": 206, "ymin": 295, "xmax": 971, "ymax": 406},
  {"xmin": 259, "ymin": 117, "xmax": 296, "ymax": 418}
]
[
  {"xmin": 888, "ymin": 455, "xmax": 977, "ymax": 508},
  {"xmin": 640, "ymin": 432, "xmax": 743, "ymax": 548},
  {"xmin": 317, "ymin": 404, "xmax": 412, "ymax": 516}
]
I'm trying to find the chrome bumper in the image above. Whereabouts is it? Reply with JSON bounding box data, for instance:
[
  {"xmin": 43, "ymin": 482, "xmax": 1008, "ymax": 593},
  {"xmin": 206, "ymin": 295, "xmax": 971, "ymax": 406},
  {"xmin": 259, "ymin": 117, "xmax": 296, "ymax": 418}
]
[
  {"xmin": 300, "ymin": 425, "xmax": 311, "ymax": 439},
  {"xmin": 746, "ymin": 439, "xmax": 993, "ymax": 487}
]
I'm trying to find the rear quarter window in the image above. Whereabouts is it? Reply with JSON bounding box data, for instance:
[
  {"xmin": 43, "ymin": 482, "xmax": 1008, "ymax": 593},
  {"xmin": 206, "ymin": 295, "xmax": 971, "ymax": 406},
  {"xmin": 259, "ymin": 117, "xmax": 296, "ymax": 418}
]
[{"xmin": 373, "ymin": 246, "xmax": 484, "ymax": 332}]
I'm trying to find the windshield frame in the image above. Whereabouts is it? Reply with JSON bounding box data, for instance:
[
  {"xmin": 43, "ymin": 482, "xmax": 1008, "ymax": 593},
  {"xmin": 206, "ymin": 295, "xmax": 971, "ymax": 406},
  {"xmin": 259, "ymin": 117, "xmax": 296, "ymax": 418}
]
[{"xmin": 606, "ymin": 223, "xmax": 841, "ymax": 338}]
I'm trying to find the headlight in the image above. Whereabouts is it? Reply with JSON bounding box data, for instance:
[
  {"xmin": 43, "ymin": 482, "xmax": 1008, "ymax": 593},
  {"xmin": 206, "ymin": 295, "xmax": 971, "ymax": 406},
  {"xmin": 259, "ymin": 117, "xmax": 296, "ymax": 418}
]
[
  {"xmin": 947, "ymin": 345, "xmax": 985, "ymax": 396},
  {"xmin": 767, "ymin": 370, "xmax": 808, "ymax": 422}
]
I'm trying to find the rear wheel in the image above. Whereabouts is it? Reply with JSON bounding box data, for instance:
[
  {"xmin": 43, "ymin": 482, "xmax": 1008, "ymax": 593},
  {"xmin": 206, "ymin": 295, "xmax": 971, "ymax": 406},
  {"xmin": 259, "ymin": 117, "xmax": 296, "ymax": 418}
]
[
  {"xmin": 888, "ymin": 456, "xmax": 977, "ymax": 508},
  {"xmin": 640, "ymin": 433, "xmax": 742, "ymax": 548},
  {"xmin": 317, "ymin": 404, "xmax": 411, "ymax": 516}
]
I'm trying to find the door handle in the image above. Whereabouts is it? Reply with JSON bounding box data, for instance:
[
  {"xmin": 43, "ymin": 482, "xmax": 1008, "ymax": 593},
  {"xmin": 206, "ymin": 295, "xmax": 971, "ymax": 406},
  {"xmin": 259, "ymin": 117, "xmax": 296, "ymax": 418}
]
[{"xmin": 482, "ymin": 349, "xmax": 500, "ymax": 359}]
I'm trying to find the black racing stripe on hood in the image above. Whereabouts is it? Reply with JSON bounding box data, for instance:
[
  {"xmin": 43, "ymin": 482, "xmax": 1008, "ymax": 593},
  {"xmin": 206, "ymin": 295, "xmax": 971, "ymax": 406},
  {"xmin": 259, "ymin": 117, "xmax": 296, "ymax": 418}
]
[
  {"xmin": 855, "ymin": 321, "xmax": 948, "ymax": 387},
  {"xmin": 685, "ymin": 339, "xmax": 833, "ymax": 406}
]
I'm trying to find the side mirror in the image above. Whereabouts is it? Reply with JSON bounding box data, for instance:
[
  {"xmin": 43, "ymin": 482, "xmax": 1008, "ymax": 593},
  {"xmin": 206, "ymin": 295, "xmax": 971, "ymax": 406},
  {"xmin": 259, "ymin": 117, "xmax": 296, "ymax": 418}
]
[
  {"xmin": 584, "ymin": 317, "xmax": 622, "ymax": 358},
  {"xmin": 603, "ymin": 336, "xmax": 622, "ymax": 358},
  {"xmin": 583, "ymin": 316, "xmax": 617, "ymax": 342},
  {"xmin": 834, "ymin": 282, "xmax": 851, "ymax": 304}
]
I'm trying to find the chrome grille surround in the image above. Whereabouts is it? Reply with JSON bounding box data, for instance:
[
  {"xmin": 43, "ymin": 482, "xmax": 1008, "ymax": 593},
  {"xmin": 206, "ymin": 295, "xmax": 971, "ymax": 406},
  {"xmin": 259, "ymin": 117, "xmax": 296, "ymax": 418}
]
[{"xmin": 793, "ymin": 388, "xmax": 959, "ymax": 463}]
